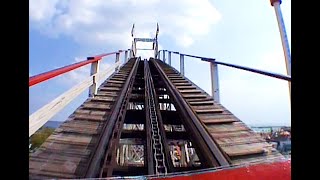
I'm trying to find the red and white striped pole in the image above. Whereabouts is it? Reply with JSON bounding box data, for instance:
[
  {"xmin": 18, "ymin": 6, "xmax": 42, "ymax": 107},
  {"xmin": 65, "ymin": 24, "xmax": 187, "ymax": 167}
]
[{"xmin": 270, "ymin": 0, "xmax": 291, "ymax": 96}]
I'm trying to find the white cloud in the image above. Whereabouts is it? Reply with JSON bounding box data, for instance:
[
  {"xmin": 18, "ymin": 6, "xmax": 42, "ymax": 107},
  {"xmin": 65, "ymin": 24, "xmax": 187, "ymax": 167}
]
[
  {"xmin": 255, "ymin": 51, "xmax": 288, "ymax": 75},
  {"xmin": 177, "ymin": 35, "xmax": 194, "ymax": 48},
  {"xmin": 29, "ymin": 0, "xmax": 60, "ymax": 22},
  {"xmin": 29, "ymin": 0, "xmax": 221, "ymax": 48}
]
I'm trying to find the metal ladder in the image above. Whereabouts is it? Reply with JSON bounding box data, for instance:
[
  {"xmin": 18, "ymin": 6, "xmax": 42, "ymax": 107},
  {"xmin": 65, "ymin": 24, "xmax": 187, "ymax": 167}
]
[{"xmin": 146, "ymin": 65, "xmax": 168, "ymax": 175}]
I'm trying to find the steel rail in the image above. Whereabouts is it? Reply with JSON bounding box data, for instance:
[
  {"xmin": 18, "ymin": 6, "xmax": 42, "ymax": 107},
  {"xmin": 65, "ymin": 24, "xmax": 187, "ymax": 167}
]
[
  {"xmin": 144, "ymin": 60, "xmax": 156, "ymax": 175},
  {"xmin": 145, "ymin": 60, "xmax": 174, "ymax": 174},
  {"xmin": 84, "ymin": 58, "xmax": 140, "ymax": 178},
  {"xmin": 150, "ymin": 58, "xmax": 230, "ymax": 167},
  {"xmin": 101, "ymin": 59, "xmax": 140, "ymax": 177}
]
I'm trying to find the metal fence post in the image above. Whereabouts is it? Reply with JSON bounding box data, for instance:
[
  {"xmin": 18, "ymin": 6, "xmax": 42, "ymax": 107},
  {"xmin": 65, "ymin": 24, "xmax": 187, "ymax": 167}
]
[
  {"xmin": 163, "ymin": 50, "xmax": 166, "ymax": 63},
  {"xmin": 124, "ymin": 50, "xmax": 128, "ymax": 63},
  {"xmin": 270, "ymin": 0, "xmax": 291, "ymax": 98},
  {"xmin": 168, "ymin": 51, "xmax": 172, "ymax": 66},
  {"xmin": 180, "ymin": 54, "xmax": 184, "ymax": 76},
  {"xmin": 154, "ymin": 41, "xmax": 158, "ymax": 59},
  {"xmin": 210, "ymin": 61, "xmax": 220, "ymax": 103},
  {"xmin": 88, "ymin": 58, "xmax": 100, "ymax": 97},
  {"xmin": 130, "ymin": 43, "xmax": 134, "ymax": 58},
  {"xmin": 133, "ymin": 40, "xmax": 137, "ymax": 57},
  {"xmin": 115, "ymin": 52, "xmax": 120, "ymax": 71}
]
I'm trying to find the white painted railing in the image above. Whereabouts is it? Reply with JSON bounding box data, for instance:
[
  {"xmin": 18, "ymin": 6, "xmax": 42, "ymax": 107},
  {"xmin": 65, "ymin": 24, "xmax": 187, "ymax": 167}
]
[{"xmin": 29, "ymin": 50, "xmax": 128, "ymax": 137}]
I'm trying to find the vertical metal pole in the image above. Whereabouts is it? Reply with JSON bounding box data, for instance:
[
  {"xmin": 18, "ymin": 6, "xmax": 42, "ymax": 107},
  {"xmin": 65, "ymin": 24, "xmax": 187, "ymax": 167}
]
[
  {"xmin": 130, "ymin": 43, "xmax": 134, "ymax": 58},
  {"xmin": 270, "ymin": 0, "xmax": 291, "ymax": 96},
  {"xmin": 163, "ymin": 50, "xmax": 166, "ymax": 63},
  {"xmin": 133, "ymin": 40, "xmax": 137, "ymax": 57},
  {"xmin": 124, "ymin": 50, "xmax": 128, "ymax": 63},
  {"xmin": 168, "ymin": 51, "xmax": 172, "ymax": 66},
  {"xmin": 210, "ymin": 61, "xmax": 220, "ymax": 103},
  {"xmin": 115, "ymin": 52, "xmax": 120, "ymax": 72},
  {"xmin": 88, "ymin": 59, "xmax": 100, "ymax": 97},
  {"xmin": 154, "ymin": 41, "xmax": 158, "ymax": 59},
  {"xmin": 180, "ymin": 54, "xmax": 185, "ymax": 76}
]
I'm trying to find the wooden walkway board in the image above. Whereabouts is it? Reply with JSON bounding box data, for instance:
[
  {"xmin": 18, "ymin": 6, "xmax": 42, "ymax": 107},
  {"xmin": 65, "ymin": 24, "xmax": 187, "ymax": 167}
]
[
  {"xmin": 179, "ymin": 89, "xmax": 202, "ymax": 93},
  {"xmin": 176, "ymin": 86, "xmax": 197, "ymax": 90}
]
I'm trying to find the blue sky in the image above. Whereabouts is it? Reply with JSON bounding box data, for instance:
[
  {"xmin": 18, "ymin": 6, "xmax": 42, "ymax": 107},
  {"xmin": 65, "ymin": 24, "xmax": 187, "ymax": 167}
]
[{"xmin": 29, "ymin": 0, "xmax": 291, "ymax": 127}]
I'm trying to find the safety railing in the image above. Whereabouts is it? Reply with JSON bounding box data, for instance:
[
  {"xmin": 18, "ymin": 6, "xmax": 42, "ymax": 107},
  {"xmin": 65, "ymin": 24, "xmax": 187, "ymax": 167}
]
[
  {"xmin": 156, "ymin": 50, "xmax": 291, "ymax": 103},
  {"xmin": 29, "ymin": 49, "xmax": 132, "ymax": 137}
]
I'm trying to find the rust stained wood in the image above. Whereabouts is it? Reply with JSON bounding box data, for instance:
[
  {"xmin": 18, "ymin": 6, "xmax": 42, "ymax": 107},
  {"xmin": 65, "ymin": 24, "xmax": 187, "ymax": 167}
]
[
  {"xmin": 231, "ymin": 152, "xmax": 283, "ymax": 165},
  {"xmin": 90, "ymin": 96, "xmax": 115, "ymax": 102},
  {"xmin": 74, "ymin": 114, "xmax": 105, "ymax": 122},
  {"xmin": 215, "ymin": 134, "xmax": 266, "ymax": 146},
  {"xmin": 103, "ymin": 83, "xmax": 123, "ymax": 87},
  {"xmin": 185, "ymin": 97, "xmax": 213, "ymax": 102},
  {"xmin": 30, "ymin": 156, "xmax": 85, "ymax": 166},
  {"xmin": 30, "ymin": 167, "xmax": 77, "ymax": 179},
  {"xmin": 30, "ymin": 152, "xmax": 89, "ymax": 164},
  {"xmin": 75, "ymin": 110, "xmax": 108, "ymax": 117},
  {"xmin": 171, "ymin": 79, "xmax": 189, "ymax": 83},
  {"xmin": 95, "ymin": 91, "xmax": 118, "ymax": 96},
  {"xmin": 183, "ymin": 94, "xmax": 207, "ymax": 98},
  {"xmin": 168, "ymin": 75, "xmax": 183, "ymax": 78},
  {"xmin": 197, "ymin": 113, "xmax": 236, "ymax": 120},
  {"xmin": 164, "ymin": 69, "xmax": 176, "ymax": 72},
  {"xmin": 195, "ymin": 109, "xmax": 224, "ymax": 113},
  {"xmin": 58, "ymin": 120, "xmax": 101, "ymax": 129},
  {"xmin": 56, "ymin": 124, "xmax": 102, "ymax": 135},
  {"xmin": 81, "ymin": 102, "xmax": 112, "ymax": 110},
  {"xmin": 111, "ymin": 75, "xmax": 127, "ymax": 79},
  {"xmin": 168, "ymin": 77, "xmax": 185, "ymax": 80},
  {"xmin": 210, "ymin": 130, "xmax": 255, "ymax": 138},
  {"xmin": 43, "ymin": 138, "xmax": 95, "ymax": 148},
  {"xmin": 176, "ymin": 86, "xmax": 197, "ymax": 90},
  {"xmin": 109, "ymin": 77, "xmax": 126, "ymax": 81},
  {"xmin": 202, "ymin": 118, "xmax": 238, "ymax": 124},
  {"xmin": 38, "ymin": 142, "xmax": 92, "ymax": 156},
  {"xmin": 222, "ymin": 142, "xmax": 272, "ymax": 157},
  {"xmin": 107, "ymin": 80, "xmax": 125, "ymax": 84},
  {"xmin": 173, "ymin": 82, "xmax": 193, "ymax": 86},
  {"xmin": 99, "ymin": 86, "xmax": 121, "ymax": 91},
  {"xmin": 192, "ymin": 105, "xmax": 224, "ymax": 111},
  {"xmin": 46, "ymin": 133, "xmax": 94, "ymax": 146},
  {"xmin": 189, "ymin": 100, "xmax": 214, "ymax": 105},
  {"xmin": 36, "ymin": 145, "xmax": 92, "ymax": 157},
  {"xmin": 179, "ymin": 89, "xmax": 202, "ymax": 93},
  {"xmin": 205, "ymin": 122, "xmax": 251, "ymax": 133},
  {"xmin": 191, "ymin": 105, "xmax": 219, "ymax": 110},
  {"xmin": 30, "ymin": 154, "xmax": 86, "ymax": 175},
  {"xmin": 114, "ymin": 72, "xmax": 128, "ymax": 75}
]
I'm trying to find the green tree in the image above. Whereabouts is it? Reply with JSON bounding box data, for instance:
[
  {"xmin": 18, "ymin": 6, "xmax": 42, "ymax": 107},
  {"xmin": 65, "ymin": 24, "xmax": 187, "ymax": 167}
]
[{"xmin": 30, "ymin": 127, "xmax": 55, "ymax": 150}]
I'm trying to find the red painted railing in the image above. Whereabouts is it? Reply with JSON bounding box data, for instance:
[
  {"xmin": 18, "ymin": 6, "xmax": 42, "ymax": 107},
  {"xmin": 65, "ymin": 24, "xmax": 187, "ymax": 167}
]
[
  {"xmin": 29, "ymin": 50, "xmax": 124, "ymax": 87},
  {"xmin": 154, "ymin": 160, "xmax": 291, "ymax": 180}
]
